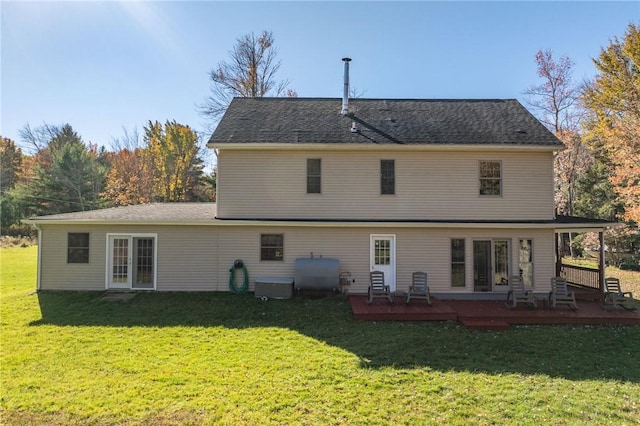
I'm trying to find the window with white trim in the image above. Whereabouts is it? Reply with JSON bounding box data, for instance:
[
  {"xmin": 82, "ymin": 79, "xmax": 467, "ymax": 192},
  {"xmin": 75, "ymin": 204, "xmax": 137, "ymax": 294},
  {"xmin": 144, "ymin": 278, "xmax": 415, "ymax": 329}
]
[
  {"xmin": 261, "ymin": 234, "xmax": 284, "ymax": 261},
  {"xmin": 68, "ymin": 233, "xmax": 89, "ymax": 263},
  {"xmin": 451, "ymin": 238, "xmax": 465, "ymax": 287},
  {"xmin": 380, "ymin": 159, "xmax": 395, "ymax": 195},
  {"xmin": 307, "ymin": 159, "xmax": 321, "ymax": 194},
  {"xmin": 479, "ymin": 161, "xmax": 502, "ymax": 196}
]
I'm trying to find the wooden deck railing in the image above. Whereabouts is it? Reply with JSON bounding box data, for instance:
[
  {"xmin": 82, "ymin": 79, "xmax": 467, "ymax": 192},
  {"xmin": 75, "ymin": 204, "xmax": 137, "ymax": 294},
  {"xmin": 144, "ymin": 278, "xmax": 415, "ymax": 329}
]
[{"xmin": 559, "ymin": 263, "xmax": 601, "ymax": 291}]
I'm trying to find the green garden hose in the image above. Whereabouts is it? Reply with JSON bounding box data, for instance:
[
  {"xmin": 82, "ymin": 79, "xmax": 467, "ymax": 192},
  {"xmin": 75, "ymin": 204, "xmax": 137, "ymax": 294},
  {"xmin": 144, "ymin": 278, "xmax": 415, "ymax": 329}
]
[{"xmin": 229, "ymin": 259, "xmax": 249, "ymax": 293}]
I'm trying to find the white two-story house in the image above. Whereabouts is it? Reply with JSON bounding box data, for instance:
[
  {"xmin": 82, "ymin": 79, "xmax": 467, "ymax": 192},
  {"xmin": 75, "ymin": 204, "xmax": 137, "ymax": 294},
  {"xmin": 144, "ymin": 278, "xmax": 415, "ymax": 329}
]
[{"xmin": 27, "ymin": 95, "xmax": 610, "ymax": 297}]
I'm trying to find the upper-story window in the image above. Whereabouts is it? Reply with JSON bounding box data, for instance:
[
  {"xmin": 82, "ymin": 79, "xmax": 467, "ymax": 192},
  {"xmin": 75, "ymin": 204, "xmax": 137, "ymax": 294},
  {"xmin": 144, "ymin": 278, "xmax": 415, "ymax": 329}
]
[
  {"xmin": 479, "ymin": 161, "xmax": 502, "ymax": 196},
  {"xmin": 307, "ymin": 159, "xmax": 321, "ymax": 194},
  {"xmin": 380, "ymin": 160, "xmax": 395, "ymax": 195}
]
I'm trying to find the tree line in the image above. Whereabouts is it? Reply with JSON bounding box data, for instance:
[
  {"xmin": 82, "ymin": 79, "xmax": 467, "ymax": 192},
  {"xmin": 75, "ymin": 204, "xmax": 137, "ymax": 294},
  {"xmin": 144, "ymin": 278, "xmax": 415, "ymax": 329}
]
[
  {"xmin": 525, "ymin": 23, "xmax": 639, "ymax": 267},
  {"xmin": 0, "ymin": 121, "xmax": 213, "ymax": 236}
]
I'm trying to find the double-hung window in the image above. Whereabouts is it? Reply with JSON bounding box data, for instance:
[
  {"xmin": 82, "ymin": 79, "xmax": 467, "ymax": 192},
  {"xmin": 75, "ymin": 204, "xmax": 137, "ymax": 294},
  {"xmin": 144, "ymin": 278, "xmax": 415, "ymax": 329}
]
[
  {"xmin": 307, "ymin": 159, "xmax": 321, "ymax": 194},
  {"xmin": 479, "ymin": 161, "xmax": 502, "ymax": 196},
  {"xmin": 380, "ymin": 160, "xmax": 395, "ymax": 195},
  {"xmin": 451, "ymin": 238, "xmax": 465, "ymax": 287},
  {"xmin": 260, "ymin": 234, "xmax": 284, "ymax": 261},
  {"xmin": 68, "ymin": 233, "xmax": 90, "ymax": 263}
]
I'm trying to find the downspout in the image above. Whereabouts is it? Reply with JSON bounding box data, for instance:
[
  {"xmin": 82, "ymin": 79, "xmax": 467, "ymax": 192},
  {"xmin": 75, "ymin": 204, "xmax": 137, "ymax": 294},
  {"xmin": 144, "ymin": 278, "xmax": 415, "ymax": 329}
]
[
  {"xmin": 35, "ymin": 224, "xmax": 42, "ymax": 291},
  {"xmin": 599, "ymin": 231, "xmax": 605, "ymax": 293}
]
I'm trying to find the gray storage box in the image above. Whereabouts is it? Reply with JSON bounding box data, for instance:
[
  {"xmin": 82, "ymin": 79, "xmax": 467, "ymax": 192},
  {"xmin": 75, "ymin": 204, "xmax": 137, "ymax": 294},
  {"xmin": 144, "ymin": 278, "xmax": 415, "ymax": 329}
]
[{"xmin": 254, "ymin": 277, "xmax": 294, "ymax": 299}]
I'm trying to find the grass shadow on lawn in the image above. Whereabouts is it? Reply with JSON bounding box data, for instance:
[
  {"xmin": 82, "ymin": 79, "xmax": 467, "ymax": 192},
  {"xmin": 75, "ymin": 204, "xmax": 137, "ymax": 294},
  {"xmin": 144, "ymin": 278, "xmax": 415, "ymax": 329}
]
[{"xmin": 31, "ymin": 290, "xmax": 640, "ymax": 382}]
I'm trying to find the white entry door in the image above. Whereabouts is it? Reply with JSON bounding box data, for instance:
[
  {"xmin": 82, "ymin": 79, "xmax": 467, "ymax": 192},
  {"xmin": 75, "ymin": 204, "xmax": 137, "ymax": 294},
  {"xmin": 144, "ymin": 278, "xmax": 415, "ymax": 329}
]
[{"xmin": 370, "ymin": 234, "xmax": 396, "ymax": 292}]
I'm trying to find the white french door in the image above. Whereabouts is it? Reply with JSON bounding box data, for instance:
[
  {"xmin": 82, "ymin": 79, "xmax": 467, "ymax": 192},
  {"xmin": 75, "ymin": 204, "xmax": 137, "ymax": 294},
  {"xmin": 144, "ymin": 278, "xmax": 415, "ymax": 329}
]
[
  {"xmin": 107, "ymin": 234, "xmax": 157, "ymax": 290},
  {"xmin": 370, "ymin": 234, "xmax": 396, "ymax": 292}
]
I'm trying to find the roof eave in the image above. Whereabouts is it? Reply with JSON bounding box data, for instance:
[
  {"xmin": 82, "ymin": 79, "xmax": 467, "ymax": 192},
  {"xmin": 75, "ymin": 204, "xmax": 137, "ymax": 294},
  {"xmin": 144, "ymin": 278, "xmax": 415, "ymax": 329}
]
[
  {"xmin": 207, "ymin": 142, "xmax": 563, "ymax": 152},
  {"xmin": 21, "ymin": 219, "xmax": 217, "ymax": 226},
  {"xmin": 23, "ymin": 219, "xmax": 613, "ymax": 230}
]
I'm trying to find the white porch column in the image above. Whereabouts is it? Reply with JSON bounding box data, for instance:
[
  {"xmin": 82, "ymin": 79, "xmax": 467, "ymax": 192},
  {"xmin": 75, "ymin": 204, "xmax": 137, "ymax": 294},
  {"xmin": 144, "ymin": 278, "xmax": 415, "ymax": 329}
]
[{"xmin": 599, "ymin": 231, "xmax": 605, "ymax": 293}]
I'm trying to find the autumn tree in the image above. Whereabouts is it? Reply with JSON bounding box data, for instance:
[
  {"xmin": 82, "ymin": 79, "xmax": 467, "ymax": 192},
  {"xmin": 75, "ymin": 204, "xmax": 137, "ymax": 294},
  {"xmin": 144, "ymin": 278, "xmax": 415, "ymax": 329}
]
[
  {"xmin": 199, "ymin": 30, "xmax": 293, "ymax": 126},
  {"xmin": 582, "ymin": 22, "xmax": 640, "ymax": 223},
  {"xmin": 102, "ymin": 148, "xmax": 155, "ymax": 206},
  {"xmin": 0, "ymin": 137, "xmax": 23, "ymax": 195},
  {"xmin": 144, "ymin": 120, "xmax": 204, "ymax": 202},
  {"xmin": 0, "ymin": 136, "xmax": 27, "ymax": 233}
]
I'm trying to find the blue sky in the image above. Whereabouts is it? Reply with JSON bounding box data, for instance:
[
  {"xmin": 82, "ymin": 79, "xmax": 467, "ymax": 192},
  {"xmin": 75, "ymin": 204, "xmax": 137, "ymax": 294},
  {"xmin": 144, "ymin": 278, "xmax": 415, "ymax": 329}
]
[{"xmin": 2, "ymin": 1, "xmax": 638, "ymax": 158}]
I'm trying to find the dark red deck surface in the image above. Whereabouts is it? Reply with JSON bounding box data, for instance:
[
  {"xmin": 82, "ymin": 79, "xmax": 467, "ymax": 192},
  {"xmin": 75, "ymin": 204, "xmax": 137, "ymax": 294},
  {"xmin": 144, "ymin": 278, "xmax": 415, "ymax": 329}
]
[{"xmin": 348, "ymin": 295, "xmax": 640, "ymax": 328}]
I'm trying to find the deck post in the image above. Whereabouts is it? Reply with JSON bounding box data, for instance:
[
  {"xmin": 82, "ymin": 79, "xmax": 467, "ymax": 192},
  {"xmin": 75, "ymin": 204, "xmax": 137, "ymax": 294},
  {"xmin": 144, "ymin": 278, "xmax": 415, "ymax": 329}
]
[{"xmin": 598, "ymin": 231, "xmax": 605, "ymax": 293}]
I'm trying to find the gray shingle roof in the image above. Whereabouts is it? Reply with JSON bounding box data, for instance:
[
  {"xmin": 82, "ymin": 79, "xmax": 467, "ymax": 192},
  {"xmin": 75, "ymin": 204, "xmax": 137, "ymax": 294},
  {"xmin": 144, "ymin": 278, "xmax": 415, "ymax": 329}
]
[
  {"xmin": 27, "ymin": 203, "xmax": 216, "ymax": 223},
  {"xmin": 208, "ymin": 97, "xmax": 563, "ymax": 147}
]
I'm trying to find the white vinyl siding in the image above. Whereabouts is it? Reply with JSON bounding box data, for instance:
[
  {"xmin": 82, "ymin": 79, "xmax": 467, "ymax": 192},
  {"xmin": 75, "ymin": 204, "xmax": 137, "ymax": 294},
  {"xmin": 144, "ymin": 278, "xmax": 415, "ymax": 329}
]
[
  {"xmin": 39, "ymin": 225, "xmax": 219, "ymax": 292},
  {"xmin": 217, "ymin": 149, "xmax": 555, "ymax": 220},
  {"xmin": 38, "ymin": 224, "xmax": 556, "ymax": 295}
]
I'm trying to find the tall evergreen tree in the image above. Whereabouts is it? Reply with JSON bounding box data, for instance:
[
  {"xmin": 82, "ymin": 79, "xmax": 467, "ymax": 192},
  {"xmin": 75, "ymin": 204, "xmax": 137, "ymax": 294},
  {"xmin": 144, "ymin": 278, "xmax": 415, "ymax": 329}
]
[
  {"xmin": 18, "ymin": 124, "xmax": 107, "ymax": 215},
  {"xmin": 0, "ymin": 137, "xmax": 23, "ymax": 195}
]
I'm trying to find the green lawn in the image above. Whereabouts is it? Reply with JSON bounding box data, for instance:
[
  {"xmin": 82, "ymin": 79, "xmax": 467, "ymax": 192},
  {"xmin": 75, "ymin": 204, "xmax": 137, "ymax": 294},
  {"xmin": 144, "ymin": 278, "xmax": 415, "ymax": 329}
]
[{"xmin": 2, "ymin": 247, "xmax": 639, "ymax": 425}]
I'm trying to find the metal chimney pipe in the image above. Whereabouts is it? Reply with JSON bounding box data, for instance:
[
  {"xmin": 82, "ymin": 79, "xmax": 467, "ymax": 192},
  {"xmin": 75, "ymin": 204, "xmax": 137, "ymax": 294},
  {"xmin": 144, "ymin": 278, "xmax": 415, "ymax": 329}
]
[{"xmin": 341, "ymin": 57, "xmax": 351, "ymax": 115}]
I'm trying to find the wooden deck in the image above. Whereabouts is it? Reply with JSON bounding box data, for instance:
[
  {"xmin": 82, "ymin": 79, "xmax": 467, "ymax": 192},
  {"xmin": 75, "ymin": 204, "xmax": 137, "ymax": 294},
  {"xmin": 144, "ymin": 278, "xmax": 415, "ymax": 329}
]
[{"xmin": 348, "ymin": 295, "xmax": 640, "ymax": 329}]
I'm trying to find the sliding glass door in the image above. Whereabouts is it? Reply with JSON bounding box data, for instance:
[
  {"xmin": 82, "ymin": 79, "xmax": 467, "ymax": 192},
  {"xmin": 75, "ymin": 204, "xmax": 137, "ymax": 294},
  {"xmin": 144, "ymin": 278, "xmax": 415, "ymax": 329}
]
[{"xmin": 473, "ymin": 239, "xmax": 510, "ymax": 292}]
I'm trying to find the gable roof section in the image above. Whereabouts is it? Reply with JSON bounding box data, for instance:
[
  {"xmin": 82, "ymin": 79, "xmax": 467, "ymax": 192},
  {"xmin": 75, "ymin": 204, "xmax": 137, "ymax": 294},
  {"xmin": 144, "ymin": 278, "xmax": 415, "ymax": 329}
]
[
  {"xmin": 208, "ymin": 97, "xmax": 563, "ymax": 147},
  {"xmin": 25, "ymin": 203, "xmax": 216, "ymax": 224}
]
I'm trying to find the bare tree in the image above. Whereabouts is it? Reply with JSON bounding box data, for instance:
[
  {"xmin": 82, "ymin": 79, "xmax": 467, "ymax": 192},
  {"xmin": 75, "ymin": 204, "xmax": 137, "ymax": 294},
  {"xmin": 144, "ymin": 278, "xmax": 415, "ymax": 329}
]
[
  {"xmin": 524, "ymin": 50, "xmax": 579, "ymax": 134},
  {"xmin": 19, "ymin": 123, "xmax": 63, "ymax": 154},
  {"xmin": 110, "ymin": 126, "xmax": 143, "ymax": 151},
  {"xmin": 525, "ymin": 50, "xmax": 591, "ymax": 258},
  {"xmin": 198, "ymin": 30, "xmax": 291, "ymax": 126}
]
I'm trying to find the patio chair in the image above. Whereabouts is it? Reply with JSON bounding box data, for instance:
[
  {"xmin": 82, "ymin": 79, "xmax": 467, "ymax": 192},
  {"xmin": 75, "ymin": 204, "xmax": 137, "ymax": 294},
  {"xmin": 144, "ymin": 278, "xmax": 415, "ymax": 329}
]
[
  {"xmin": 603, "ymin": 277, "xmax": 636, "ymax": 310},
  {"xmin": 405, "ymin": 271, "xmax": 431, "ymax": 305},
  {"xmin": 368, "ymin": 271, "xmax": 394, "ymax": 304},
  {"xmin": 505, "ymin": 275, "xmax": 537, "ymax": 309},
  {"xmin": 549, "ymin": 277, "xmax": 577, "ymax": 310}
]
